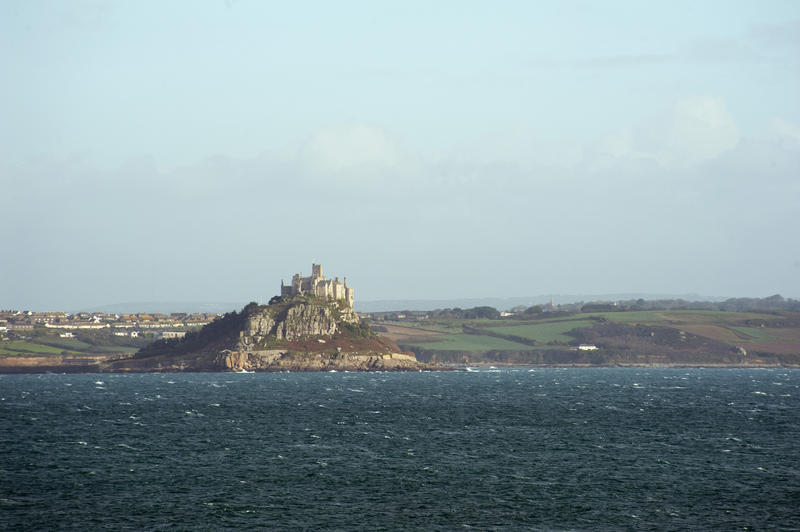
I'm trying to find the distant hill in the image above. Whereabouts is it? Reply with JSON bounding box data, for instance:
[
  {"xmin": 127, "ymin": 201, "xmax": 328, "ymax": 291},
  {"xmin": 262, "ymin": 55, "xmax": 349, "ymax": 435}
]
[
  {"xmin": 80, "ymin": 293, "xmax": 757, "ymax": 314},
  {"xmin": 355, "ymin": 293, "xmax": 728, "ymax": 313}
]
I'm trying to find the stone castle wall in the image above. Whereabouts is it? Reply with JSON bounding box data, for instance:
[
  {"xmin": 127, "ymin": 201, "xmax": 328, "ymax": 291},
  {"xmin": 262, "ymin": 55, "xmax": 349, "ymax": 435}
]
[{"xmin": 281, "ymin": 264, "xmax": 354, "ymax": 308}]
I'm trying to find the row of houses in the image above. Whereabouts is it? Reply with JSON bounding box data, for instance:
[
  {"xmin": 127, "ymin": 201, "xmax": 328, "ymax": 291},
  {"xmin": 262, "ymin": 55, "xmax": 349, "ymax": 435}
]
[
  {"xmin": 1, "ymin": 310, "xmax": 220, "ymax": 330},
  {"xmin": 0, "ymin": 310, "xmax": 219, "ymax": 339}
]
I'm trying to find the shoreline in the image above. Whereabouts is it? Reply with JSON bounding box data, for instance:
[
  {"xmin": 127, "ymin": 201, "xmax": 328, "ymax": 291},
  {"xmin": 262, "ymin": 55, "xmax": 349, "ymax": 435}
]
[{"xmin": 2, "ymin": 363, "xmax": 798, "ymax": 375}]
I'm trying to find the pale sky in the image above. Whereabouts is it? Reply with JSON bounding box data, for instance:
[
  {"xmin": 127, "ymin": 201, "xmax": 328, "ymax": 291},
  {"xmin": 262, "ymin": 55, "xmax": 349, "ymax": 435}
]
[{"xmin": 2, "ymin": 0, "xmax": 799, "ymax": 310}]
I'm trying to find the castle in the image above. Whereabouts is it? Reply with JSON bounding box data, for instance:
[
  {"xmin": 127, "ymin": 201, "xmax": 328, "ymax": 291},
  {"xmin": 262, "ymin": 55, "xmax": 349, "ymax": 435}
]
[{"xmin": 281, "ymin": 264, "xmax": 354, "ymax": 309}]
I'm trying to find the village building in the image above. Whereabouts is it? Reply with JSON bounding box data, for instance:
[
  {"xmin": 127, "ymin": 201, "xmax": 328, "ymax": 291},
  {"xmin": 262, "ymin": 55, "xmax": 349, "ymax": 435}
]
[{"xmin": 156, "ymin": 331, "xmax": 187, "ymax": 340}]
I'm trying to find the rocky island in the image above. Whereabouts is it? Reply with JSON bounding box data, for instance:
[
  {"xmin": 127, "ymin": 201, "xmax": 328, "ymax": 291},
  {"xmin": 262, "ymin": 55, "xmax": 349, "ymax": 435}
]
[{"xmin": 104, "ymin": 264, "xmax": 437, "ymax": 373}]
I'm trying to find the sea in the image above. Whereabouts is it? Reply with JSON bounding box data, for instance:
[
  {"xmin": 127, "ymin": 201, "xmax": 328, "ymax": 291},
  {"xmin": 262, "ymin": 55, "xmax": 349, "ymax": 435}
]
[{"xmin": 1, "ymin": 368, "xmax": 798, "ymax": 531}]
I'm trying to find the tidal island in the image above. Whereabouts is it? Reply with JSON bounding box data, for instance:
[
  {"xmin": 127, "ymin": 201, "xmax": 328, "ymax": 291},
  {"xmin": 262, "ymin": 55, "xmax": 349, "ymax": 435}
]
[{"xmin": 105, "ymin": 264, "xmax": 437, "ymax": 373}]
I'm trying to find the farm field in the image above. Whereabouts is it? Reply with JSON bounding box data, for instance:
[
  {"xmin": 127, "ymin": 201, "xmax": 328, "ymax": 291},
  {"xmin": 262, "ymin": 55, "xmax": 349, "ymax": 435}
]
[
  {"xmin": 678, "ymin": 325, "xmax": 748, "ymax": 342},
  {"xmin": 0, "ymin": 334, "xmax": 140, "ymax": 358},
  {"xmin": 567, "ymin": 309, "xmax": 778, "ymax": 325},
  {"xmin": 36, "ymin": 337, "xmax": 94, "ymax": 350},
  {"xmin": 0, "ymin": 341, "xmax": 83, "ymax": 356},
  {"xmin": 408, "ymin": 333, "xmax": 532, "ymax": 351},
  {"xmin": 487, "ymin": 320, "xmax": 598, "ymax": 344},
  {"xmin": 377, "ymin": 309, "xmax": 800, "ymax": 366}
]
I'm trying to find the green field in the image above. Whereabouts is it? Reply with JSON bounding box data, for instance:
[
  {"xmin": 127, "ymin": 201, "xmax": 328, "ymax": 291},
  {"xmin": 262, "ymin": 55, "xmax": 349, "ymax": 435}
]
[
  {"xmin": 406, "ymin": 333, "xmax": 532, "ymax": 351},
  {"xmin": 386, "ymin": 321, "xmax": 470, "ymax": 333},
  {"xmin": 99, "ymin": 345, "xmax": 139, "ymax": 353},
  {"xmin": 0, "ymin": 333, "xmax": 141, "ymax": 358},
  {"xmin": 727, "ymin": 326, "xmax": 795, "ymax": 343},
  {"xmin": 488, "ymin": 320, "xmax": 598, "ymax": 344},
  {"xmin": 0, "ymin": 341, "xmax": 79, "ymax": 355},
  {"xmin": 578, "ymin": 309, "xmax": 777, "ymax": 324},
  {"xmin": 36, "ymin": 337, "xmax": 94, "ymax": 350}
]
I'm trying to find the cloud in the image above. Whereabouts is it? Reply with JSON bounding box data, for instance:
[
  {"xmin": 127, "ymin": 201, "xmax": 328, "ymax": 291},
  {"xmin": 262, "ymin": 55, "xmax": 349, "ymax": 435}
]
[
  {"xmin": 596, "ymin": 128, "xmax": 648, "ymax": 160},
  {"xmin": 748, "ymin": 19, "xmax": 800, "ymax": 48},
  {"xmin": 705, "ymin": 127, "xmax": 800, "ymax": 190},
  {"xmin": 575, "ymin": 38, "xmax": 759, "ymax": 70},
  {"xmin": 769, "ymin": 118, "xmax": 800, "ymax": 146},
  {"xmin": 297, "ymin": 124, "xmax": 406, "ymax": 183},
  {"xmin": 576, "ymin": 54, "xmax": 672, "ymax": 68},
  {"xmin": 681, "ymin": 38, "xmax": 760, "ymax": 64},
  {"xmin": 593, "ymin": 96, "xmax": 739, "ymax": 168},
  {"xmin": 57, "ymin": 0, "xmax": 115, "ymax": 32},
  {"xmin": 667, "ymin": 96, "xmax": 740, "ymax": 162}
]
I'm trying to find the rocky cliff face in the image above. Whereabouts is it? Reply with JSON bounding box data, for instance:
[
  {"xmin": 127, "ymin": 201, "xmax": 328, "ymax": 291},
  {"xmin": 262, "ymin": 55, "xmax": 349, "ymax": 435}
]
[
  {"xmin": 216, "ymin": 349, "xmax": 431, "ymax": 372},
  {"xmin": 240, "ymin": 299, "xmax": 358, "ymax": 347}
]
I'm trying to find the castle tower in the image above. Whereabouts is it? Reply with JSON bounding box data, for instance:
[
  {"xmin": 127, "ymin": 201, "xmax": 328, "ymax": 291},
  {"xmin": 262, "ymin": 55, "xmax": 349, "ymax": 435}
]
[
  {"xmin": 292, "ymin": 273, "xmax": 302, "ymax": 294},
  {"xmin": 312, "ymin": 263, "xmax": 323, "ymax": 279}
]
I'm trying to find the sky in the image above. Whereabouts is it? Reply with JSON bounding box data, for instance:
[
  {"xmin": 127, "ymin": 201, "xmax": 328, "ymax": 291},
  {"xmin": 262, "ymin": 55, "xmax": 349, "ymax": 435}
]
[{"xmin": 1, "ymin": 0, "xmax": 799, "ymax": 310}]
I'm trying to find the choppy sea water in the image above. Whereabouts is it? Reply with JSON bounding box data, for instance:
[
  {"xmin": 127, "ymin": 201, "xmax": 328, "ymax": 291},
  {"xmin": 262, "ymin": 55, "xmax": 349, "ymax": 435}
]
[{"xmin": 1, "ymin": 368, "xmax": 798, "ymax": 531}]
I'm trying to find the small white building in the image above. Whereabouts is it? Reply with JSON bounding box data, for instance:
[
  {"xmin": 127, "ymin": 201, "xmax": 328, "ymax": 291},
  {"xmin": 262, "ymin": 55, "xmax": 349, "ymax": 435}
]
[
  {"xmin": 578, "ymin": 344, "xmax": 598, "ymax": 351},
  {"xmin": 157, "ymin": 331, "xmax": 187, "ymax": 340}
]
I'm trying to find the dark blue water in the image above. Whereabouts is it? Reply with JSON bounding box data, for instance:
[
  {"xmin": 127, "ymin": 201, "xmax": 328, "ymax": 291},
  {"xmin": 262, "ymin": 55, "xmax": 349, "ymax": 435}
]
[{"xmin": 1, "ymin": 368, "xmax": 798, "ymax": 530}]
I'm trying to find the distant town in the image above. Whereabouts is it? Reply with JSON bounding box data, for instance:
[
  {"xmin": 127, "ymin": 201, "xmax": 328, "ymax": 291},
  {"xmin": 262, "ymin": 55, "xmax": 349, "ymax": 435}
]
[{"xmin": 0, "ymin": 310, "xmax": 220, "ymax": 341}]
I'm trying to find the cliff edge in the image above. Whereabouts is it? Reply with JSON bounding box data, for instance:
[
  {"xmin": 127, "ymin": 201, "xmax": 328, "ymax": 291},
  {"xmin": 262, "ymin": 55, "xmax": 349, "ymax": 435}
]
[{"xmin": 103, "ymin": 295, "xmax": 438, "ymax": 373}]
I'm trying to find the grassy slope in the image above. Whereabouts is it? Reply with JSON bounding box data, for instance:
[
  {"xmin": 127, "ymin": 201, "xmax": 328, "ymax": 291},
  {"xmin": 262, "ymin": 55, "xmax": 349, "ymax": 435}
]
[
  {"xmin": 488, "ymin": 320, "xmax": 598, "ymax": 344},
  {"xmin": 413, "ymin": 333, "xmax": 533, "ymax": 351},
  {"xmin": 0, "ymin": 335, "xmax": 139, "ymax": 357},
  {"xmin": 0, "ymin": 341, "xmax": 80, "ymax": 356}
]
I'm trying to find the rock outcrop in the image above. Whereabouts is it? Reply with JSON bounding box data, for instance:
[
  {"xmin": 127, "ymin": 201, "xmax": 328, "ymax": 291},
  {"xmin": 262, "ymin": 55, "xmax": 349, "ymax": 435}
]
[
  {"xmin": 217, "ymin": 349, "xmax": 428, "ymax": 372},
  {"xmin": 240, "ymin": 299, "xmax": 358, "ymax": 345}
]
